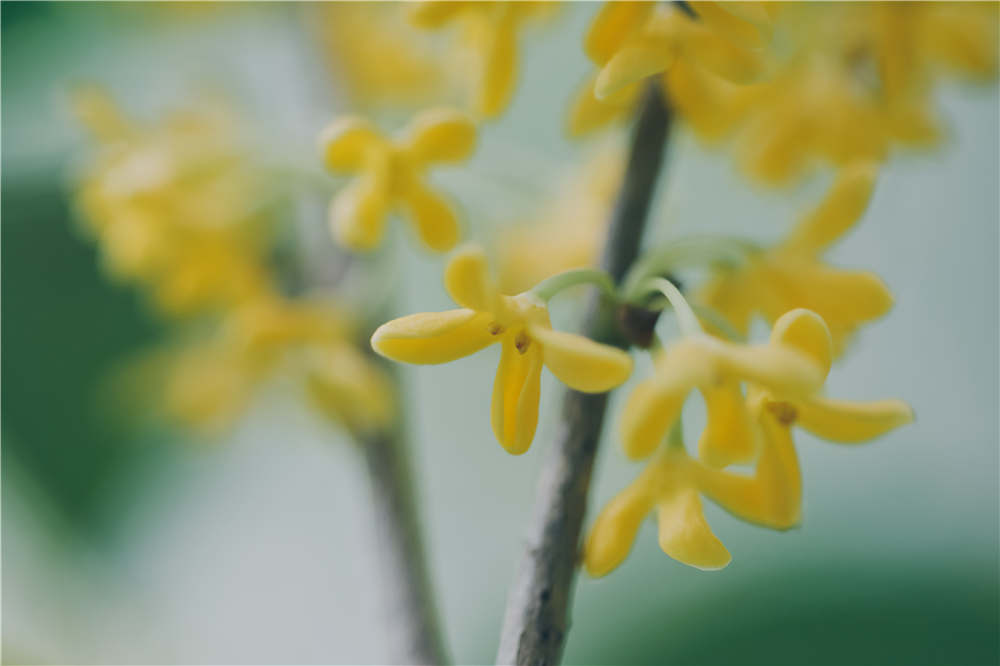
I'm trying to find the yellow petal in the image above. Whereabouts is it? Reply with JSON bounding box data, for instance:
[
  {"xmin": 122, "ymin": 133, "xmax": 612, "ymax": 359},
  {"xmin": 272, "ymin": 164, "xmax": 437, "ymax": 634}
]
[
  {"xmin": 444, "ymin": 244, "xmax": 496, "ymax": 311},
  {"xmin": 319, "ymin": 116, "xmax": 382, "ymax": 172},
  {"xmin": 656, "ymin": 488, "xmax": 731, "ymax": 570},
  {"xmin": 796, "ymin": 396, "xmax": 913, "ymax": 443},
  {"xmin": 305, "ymin": 344, "xmax": 394, "ymax": 433},
  {"xmin": 703, "ymin": 337, "xmax": 825, "ymax": 398},
  {"xmin": 774, "ymin": 264, "xmax": 894, "ymax": 328},
  {"xmin": 781, "ymin": 162, "xmax": 879, "ymax": 257},
  {"xmin": 404, "ymin": 108, "xmax": 477, "ymax": 165},
  {"xmin": 530, "ymin": 325, "xmax": 632, "ymax": 393},
  {"xmin": 408, "ymin": 1, "xmax": 468, "ymax": 28},
  {"xmin": 696, "ymin": 406, "xmax": 801, "ymax": 529},
  {"xmin": 698, "ymin": 379, "xmax": 757, "ymax": 468},
  {"xmin": 584, "ymin": 1, "xmax": 655, "ymax": 65},
  {"xmin": 328, "ymin": 173, "xmax": 389, "ymax": 252},
  {"xmin": 566, "ymin": 74, "xmax": 637, "ymax": 137},
  {"xmin": 400, "ymin": 180, "xmax": 460, "ymax": 252},
  {"xmin": 594, "ymin": 38, "xmax": 675, "ymax": 100},
  {"xmin": 620, "ymin": 348, "xmax": 705, "ymax": 460},
  {"xmin": 491, "ymin": 338, "xmax": 543, "ymax": 455},
  {"xmin": 769, "ymin": 308, "xmax": 833, "ymax": 380},
  {"xmin": 584, "ymin": 479, "xmax": 655, "ymax": 577},
  {"xmin": 477, "ymin": 9, "xmax": 518, "ymax": 118},
  {"xmin": 687, "ymin": 1, "xmax": 766, "ymax": 49},
  {"xmin": 680, "ymin": 21, "xmax": 763, "ymax": 84},
  {"xmin": 371, "ymin": 309, "xmax": 497, "ymax": 364}
]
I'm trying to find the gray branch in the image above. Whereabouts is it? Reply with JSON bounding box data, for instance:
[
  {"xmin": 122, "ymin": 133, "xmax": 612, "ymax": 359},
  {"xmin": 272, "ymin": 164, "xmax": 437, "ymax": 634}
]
[
  {"xmin": 495, "ymin": 82, "xmax": 673, "ymax": 666},
  {"xmin": 361, "ymin": 394, "xmax": 450, "ymax": 665}
]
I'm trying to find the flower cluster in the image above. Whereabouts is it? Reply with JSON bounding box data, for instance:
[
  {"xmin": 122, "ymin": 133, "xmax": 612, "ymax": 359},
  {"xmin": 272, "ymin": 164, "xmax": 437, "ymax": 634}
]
[
  {"xmin": 571, "ymin": 2, "xmax": 998, "ymax": 183},
  {"xmin": 74, "ymin": 89, "xmax": 393, "ymax": 436}
]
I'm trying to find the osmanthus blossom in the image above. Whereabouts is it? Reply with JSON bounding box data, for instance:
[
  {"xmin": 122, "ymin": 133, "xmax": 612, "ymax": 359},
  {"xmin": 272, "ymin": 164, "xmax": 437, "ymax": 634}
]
[
  {"xmin": 72, "ymin": 88, "xmax": 273, "ymax": 316},
  {"xmin": 586, "ymin": 307, "xmax": 913, "ymax": 574},
  {"xmin": 320, "ymin": 108, "xmax": 477, "ymax": 253},
  {"xmin": 732, "ymin": 2, "xmax": 999, "ymax": 184},
  {"xmin": 371, "ymin": 245, "xmax": 633, "ymax": 454},
  {"xmin": 697, "ymin": 162, "xmax": 893, "ymax": 355},
  {"xmin": 569, "ymin": 1, "xmax": 771, "ymax": 138},
  {"xmin": 164, "ymin": 295, "xmax": 394, "ymax": 435},
  {"xmin": 408, "ymin": 1, "xmax": 556, "ymax": 119}
]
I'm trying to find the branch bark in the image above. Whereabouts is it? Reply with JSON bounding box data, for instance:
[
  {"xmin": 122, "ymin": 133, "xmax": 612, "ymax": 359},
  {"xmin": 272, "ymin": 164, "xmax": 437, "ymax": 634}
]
[
  {"xmin": 495, "ymin": 82, "xmax": 673, "ymax": 666},
  {"xmin": 361, "ymin": 396, "xmax": 449, "ymax": 665}
]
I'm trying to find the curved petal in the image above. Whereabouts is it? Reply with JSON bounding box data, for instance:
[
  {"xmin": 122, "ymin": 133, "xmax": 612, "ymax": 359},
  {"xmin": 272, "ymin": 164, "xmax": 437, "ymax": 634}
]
[
  {"xmin": 567, "ymin": 74, "xmax": 637, "ymax": 137},
  {"xmin": 696, "ymin": 411, "xmax": 801, "ymax": 530},
  {"xmin": 697, "ymin": 380, "xmax": 757, "ymax": 468},
  {"xmin": 594, "ymin": 37, "xmax": 675, "ymax": 100},
  {"xmin": 584, "ymin": 478, "xmax": 655, "ymax": 577},
  {"xmin": 371, "ymin": 309, "xmax": 497, "ymax": 364},
  {"xmin": 491, "ymin": 338, "xmax": 543, "ymax": 455},
  {"xmin": 781, "ymin": 162, "xmax": 879, "ymax": 257},
  {"xmin": 400, "ymin": 180, "xmax": 460, "ymax": 252},
  {"xmin": 705, "ymin": 337, "xmax": 826, "ymax": 398},
  {"xmin": 796, "ymin": 396, "xmax": 913, "ymax": 443},
  {"xmin": 530, "ymin": 325, "xmax": 632, "ymax": 393},
  {"xmin": 444, "ymin": 244, "xmax": 496, "ymax": 311},
  {"xmin": 584, "ymin": 1, "xmax": 655, "ymax": 65},
  {"xmin": 319, "ymin": 116, "xmax": 382, "ymax": 172},
  {"xmin": 305, "ymin": 344, "xmax": 394, "ymax": 433},
  {"xmin": 408, "ymin": 1, "xmax": 468, "ymax": 28},
  {"xmin": 619, "ymin": 351, "xmax": 701, "ymax": 460},
  {"xmin": 404, "ymin": 108, "xmax": 477, "ymax": 165},
  {"xmin": 328, "ymin": 176, "xmax": 389, "ymax": 252},
  {"xmin": 656, "ymin": 488, "xmax": 731, "ymax": 570},
  {"xmin": 769, "ymin": 308, "xmax": 833, "ymax": 380},
  {"xmin": 477, "ymin": 9, "xmax": 518, "ymax": 118},
  {"xmin": 687, "ymin": 2, "xmax": 767, "ymax": 48}
]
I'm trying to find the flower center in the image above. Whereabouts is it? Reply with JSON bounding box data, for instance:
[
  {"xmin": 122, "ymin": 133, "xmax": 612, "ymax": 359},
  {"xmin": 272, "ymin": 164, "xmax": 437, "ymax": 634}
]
[
  {"xmin": 514, "ymin": 330, "xmax": 531, "ymax": 354},
  {"xmin": 488, "ymin": 321, "xmax": 506, "ymax": 336},
  {"xmin": 767, "ymin": 401, "xmax": 799, "ymax": 426}
]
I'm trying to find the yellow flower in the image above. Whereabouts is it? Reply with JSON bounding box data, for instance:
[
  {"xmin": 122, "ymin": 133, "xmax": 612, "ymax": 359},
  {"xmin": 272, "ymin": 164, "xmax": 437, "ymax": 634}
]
[
  {"xmin": 371, "ymin": 245, "xmax": 633, "ymax": 454},
  {"xmin": 316, "ymin": 3, "xmax": 461, "ymax": 110},
  {"xmin": 164, "ymin": 295, "xmax": 394, "ymax": 435},
  {"xmin": 569, "ymin": 2, "xmax": 768, "ymax": 139},
  {"xmin": 698, "ymin": 163, "xmax": 893, "ymax": 355},
  {"xmin": 408, "ymin": 1, "xmax": 554, "ymax": 119},
  {"xmin": 587, "ymin": 308, "xmax": 912, "ymax": 574},
  {"xmin": 585, "ymin": 444, "xmax": 733, "ymax": 574},
  {"xmin": 732, "ymin": 2, "xmax": 998, "ymax": 184},
  {"xmin": 621, "ymin": 308, "xmax": 828, "ymax": 466},
  {"xmin": 72, "ymin": 88, "xmax": 273, "ymax": 317},
  {"xmin": 593, "ymin": 3, "xmax": 769, "ymax": 102},
  {"xmin": 696, "ymin": 308, "xmax": 913, "ymax": 529},
  {"xmin": 320, "ymin": 108, "xmax": 477, "ymax": 253}
]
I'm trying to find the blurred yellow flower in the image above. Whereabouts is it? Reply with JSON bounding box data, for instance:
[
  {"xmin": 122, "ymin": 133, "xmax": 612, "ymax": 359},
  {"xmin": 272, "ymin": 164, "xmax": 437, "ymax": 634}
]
[
  {"xmin": 73, "ymin": 88, "xmax": 273, "ymax": 317},
  {"xmin": 372, "ymin": 245, "xmax": 632, "ymax": 454},
  {"xmin": 496, "ymin": 140, "xmax": 624, "ymax": 294},
  {"xmin": 593, "ymin": 3, "xmax": 768, "ymax": 102},
  {"xmin": 315, "ymin": 3, "xmax": 463, "ymax": 110},
  {"xmin": 164, "ymin": 295, "xmax": 394, "ymax": 436},
  {"xmin": 320, "ymin": 108, "xmax": 477, "ymax": 253},
  {"xmin": 733, "ymin": 2, "xmax": 998, "ymax": 184},
  {"xmin": 408, "ymin": 1, "xmax": 555, "ymax": 119},
  {"xmin": 569, "ymin": 2, "xmax": 769, "ymax": 139},
  {"xmin": 697, "ymin": 163, "xmax": 893, "ymax": 355}
]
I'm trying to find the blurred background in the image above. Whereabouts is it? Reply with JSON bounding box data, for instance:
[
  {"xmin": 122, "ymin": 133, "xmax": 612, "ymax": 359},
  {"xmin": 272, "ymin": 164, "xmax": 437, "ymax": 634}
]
[{"xmin": 2, "ymin": 3, "xmax": 997, "ymax": 664}]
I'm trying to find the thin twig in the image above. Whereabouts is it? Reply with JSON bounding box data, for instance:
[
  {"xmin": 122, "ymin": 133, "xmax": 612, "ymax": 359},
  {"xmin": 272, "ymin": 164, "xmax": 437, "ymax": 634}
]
[
  {"xmin": 495, "ymin": 82, "xmax": 672, "ymax": 666},
  {"xmin": 360, "ymin": 365, "xmax": 449, "ymax": 665}
]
